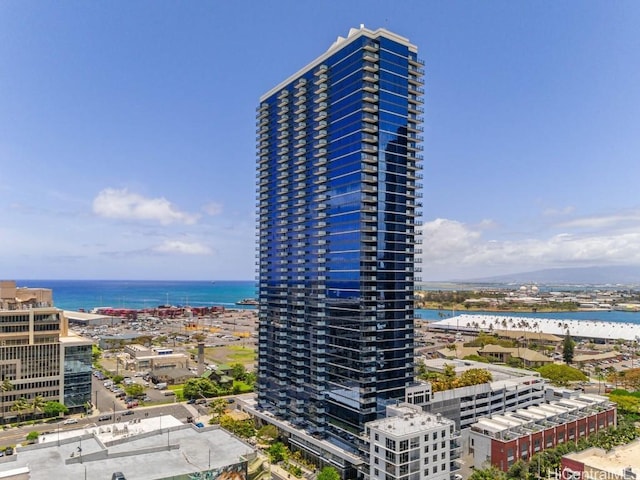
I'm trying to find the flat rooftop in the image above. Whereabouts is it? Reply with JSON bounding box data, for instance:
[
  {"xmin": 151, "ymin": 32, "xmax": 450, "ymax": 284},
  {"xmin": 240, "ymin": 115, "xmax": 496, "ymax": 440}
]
[
  {"xmin": 368, "ymin": 406, "xmax": 454, "ymax": 437},
  {"xmin": 422, "ymin": 358, "xmax": 542, "ymax": 384},
  {"xmin": 0, "ymin": 415, "xmax": 255, "ymax": 479},
  {"xmin": 472, "ymin": 394, "xmax": 612, "ymax": 439},
  {"xmin": 564, "ymin": 439, "xmax": 640, "ymax": 473}
]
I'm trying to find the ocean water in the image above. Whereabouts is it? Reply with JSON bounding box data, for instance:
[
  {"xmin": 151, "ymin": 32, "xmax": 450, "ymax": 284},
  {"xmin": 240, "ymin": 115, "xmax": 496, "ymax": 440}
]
[
  {"xmin": 18, "ymin": 280, "xmax": 257, "ymax": 311},
  {"xmin": 16, "ymin": 279, "xmax": 640, "ymax": 324},
  {"xmin": 416, "ymin": 308, "xmax": 640, "ymax": 324}
]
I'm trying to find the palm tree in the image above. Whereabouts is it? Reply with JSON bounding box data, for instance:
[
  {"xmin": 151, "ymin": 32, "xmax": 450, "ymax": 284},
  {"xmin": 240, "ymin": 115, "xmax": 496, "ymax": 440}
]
[
  {"xmin": 11, "ymin": 397, "xmax": 30, "ymax": 423},
  {"xmin": 31, "ymin": 395, "xmax": 46, "ymax": 418},
  {"xmin": 594, "ymin": 366, "xmax": 603, "ymax": 394},
  {"xmin": 1, "ymin": 378, "xmax": 13, "ymax": 423}
]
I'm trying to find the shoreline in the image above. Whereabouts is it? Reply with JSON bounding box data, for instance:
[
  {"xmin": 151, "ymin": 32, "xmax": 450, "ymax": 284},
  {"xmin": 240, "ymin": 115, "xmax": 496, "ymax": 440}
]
[{"xmin": 418, "ymin": 304, "xmax": 635, "ymax": 314}]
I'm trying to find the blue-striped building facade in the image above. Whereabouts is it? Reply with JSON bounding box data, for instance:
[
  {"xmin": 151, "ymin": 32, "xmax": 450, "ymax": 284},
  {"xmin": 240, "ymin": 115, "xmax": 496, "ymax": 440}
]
[{"xmin": 256, "ymin": 26, "xmax": 424, "ymax": 449}]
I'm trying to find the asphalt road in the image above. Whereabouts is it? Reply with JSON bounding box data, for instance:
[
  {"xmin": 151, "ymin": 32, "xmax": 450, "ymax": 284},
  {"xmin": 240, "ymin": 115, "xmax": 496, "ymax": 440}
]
[{"xmin": 0, "ymin": 399, "xmax": 195, "ymax": 450}]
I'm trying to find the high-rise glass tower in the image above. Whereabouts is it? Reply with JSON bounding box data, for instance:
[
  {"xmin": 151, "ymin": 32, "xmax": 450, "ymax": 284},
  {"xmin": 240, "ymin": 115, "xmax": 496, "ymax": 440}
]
[{"xmin": 256, "ymin": 26, "xmax": 424, "ymax": 446}]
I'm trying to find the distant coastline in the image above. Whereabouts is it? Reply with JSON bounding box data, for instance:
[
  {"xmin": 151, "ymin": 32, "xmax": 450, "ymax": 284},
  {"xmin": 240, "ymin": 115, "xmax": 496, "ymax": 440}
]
[{"xmin": 18, "ymin": 279, "xmax": 257, "ymax": 312}]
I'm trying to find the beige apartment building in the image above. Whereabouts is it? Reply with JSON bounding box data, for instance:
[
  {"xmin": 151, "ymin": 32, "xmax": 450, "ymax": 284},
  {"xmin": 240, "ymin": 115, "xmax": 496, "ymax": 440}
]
[{"xmin": 0, "ymin": 281, "xmax": 93, "ymax": 421}]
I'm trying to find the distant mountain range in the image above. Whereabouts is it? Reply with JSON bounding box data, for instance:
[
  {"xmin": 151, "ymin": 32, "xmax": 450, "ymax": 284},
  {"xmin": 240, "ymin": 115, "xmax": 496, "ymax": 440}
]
[{"xmin": 465, "ymin": 266, "xmax": 640, "ymax": 286}]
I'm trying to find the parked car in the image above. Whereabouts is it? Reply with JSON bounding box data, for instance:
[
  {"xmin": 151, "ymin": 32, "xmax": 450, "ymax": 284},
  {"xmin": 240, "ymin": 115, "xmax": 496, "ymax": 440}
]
[
  {"xmin": 63, "ymin": 418, "xmax": 78, "ymax": 425},
  {"xmin": 122, "ymin": 410, "xmax": 135, "ymax": 416},
  {"xmin": 98, "ymin": 415, "xmax": 112, "ymax": 421}
]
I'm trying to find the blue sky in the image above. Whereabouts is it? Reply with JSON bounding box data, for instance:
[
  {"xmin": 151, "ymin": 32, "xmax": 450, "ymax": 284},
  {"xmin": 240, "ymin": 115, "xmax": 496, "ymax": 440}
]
[{"xmin": 1, "ymin": 1, "xmax": 639, "ymax": 281}]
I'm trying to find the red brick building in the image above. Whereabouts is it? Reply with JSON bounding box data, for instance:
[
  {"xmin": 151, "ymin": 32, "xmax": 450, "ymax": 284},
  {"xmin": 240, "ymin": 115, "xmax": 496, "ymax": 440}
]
[
  {"xmin": 561, "ymin": 439, "xmax": 640, "ymax": 479},
  {"xmin": 469, "ymin": 394, "xmax": 616, "ymax": 471}
]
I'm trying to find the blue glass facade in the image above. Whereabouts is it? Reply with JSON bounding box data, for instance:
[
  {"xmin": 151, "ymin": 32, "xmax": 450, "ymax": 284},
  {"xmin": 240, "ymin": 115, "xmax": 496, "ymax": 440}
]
[
  {"xmin": 63, "ymin": 343, "xmax": 93, "ymax": 409},
  {"xmin": 256, "ymin": 27, "xmax": 424, "ymax": 447}
]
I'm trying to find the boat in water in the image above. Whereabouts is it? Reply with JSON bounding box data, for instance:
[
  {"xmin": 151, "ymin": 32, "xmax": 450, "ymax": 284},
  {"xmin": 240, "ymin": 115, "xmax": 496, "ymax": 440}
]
[{"xmin": 236, "ymin": 298, "xmax": 258, "ymax": 306}]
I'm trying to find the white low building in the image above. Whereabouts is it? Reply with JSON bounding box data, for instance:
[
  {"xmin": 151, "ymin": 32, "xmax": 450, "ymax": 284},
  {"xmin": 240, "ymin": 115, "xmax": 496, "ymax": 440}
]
[
  {"xmin": 409, "ymin": 359, "xmax": 546, "ymax": 431},
  {"xmin": 364, "ymin": 404, "xmax": 461, "ymax": 480}
]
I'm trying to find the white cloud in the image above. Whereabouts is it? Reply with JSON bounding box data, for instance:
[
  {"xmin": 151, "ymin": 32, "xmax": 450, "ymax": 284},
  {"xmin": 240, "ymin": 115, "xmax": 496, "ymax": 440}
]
[
  {"xmin": 557, "ymin": 210, "xmax": 640, "ymax": 230},
  {"xmin": 153, "ymin": 240, "xmax": 212, "ymax": 255},
  {"xmin": 93, "ymin": 188, "xmax": 199, "ymax": 225},
  {"xmin": 202, "ymin": 202, "xmax": 223, "ymax": 216},
  {"xmin": 419, "ymin": 217, "xmax": 640, "ymax": 279}
]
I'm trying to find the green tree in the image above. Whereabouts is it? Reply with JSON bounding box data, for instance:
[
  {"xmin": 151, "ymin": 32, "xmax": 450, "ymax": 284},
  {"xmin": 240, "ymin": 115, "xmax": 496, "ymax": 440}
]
[
  {"xmin": 243, "ymin": 371, "xmax": 257, "ymax": 386},
  {"xmin": 229, "ymin": 363, "xmax": 246, "ymax": 380},
  {"xmin": 469, "ymin": 466, "xmax": 507, "ymax": 480},
  {"xmin": 257, "ymin": 424, "xmax": 278, "ymax": 443},
  {"xmin": 507, "ymin": 459, "xmax": 529, "ymax": 479},
  {"xmin": 31, "ymin": 395, "xmax": 46, "ymax": 418},
  {"xmin": 26, "ymin": 431, "xmax": 39, "ymax": 442},
  {"xmin": 267, "ymin": 441, "xmax": 289, "ymax": 463},
  {"xmin": 537, "ymin": 364, "xmax": 586, "ymax": 386},
  {"xmin": 209, "ymin": 398, "xmax": 228, "ymax": 421},
  {"xmin": 183, "ymin": 378, "xmax": 216, "ymax": 399},
  {"xmin": 124, "ymin": 384, "xmax": 145, "ymax": 398},
  {"xmin": 563, "ymin": 332, "xmax": 575, "ymax": 364},
  {"xmin": 608, "ymin": 393, "xmax": 640, "ymax": 415},
  {"xmin": 457, "ymin": 368, "xmax": 492, "ymax": 387},
  {"xmin": 91, "ymin": 345, "xmax": 102, "ymax": 364},
  {"xmin": 43, "ymin": 401, "xmax": 68, "ymax": 418},
  {"xmin": 11, "ymin": 397, "xmax": 30, "ymax": 422},
  {"xmin": 317, "ymin": 466, "xmax": 341, "ymax": 480},
  {"xmin": 462, "ymin": 354, "xmax": 490, "ymax": 363},
  {"xmin": 219, "ymin": 415, "xmax": 255, "ymax": 438}
]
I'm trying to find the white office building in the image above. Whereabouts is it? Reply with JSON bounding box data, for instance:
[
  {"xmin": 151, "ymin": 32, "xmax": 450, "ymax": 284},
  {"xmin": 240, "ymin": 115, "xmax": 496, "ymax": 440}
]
[{"xmin": 364, "ymin": 404, "xmax": 461, "ymax": 480}]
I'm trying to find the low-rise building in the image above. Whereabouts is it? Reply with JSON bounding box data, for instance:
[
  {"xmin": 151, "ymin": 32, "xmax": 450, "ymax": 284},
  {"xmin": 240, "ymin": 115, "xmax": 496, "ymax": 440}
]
[
  {"xmin": 410, "ymin": 359, "xmax": 546, "ymax": 430},
  {"xmin": 0, "ymin": 281, "xmax": 93, "ymax": 420},
  {"xmin": 3, "ymin": 415, "xmax": 255, "ymax": 479},
  {"xmin": 364, "ymin": 404, "xmax": 461, "ymax": 480},
  {"xmin": 475, "ymin": 344, "xmax": 553, "ymax": 368},
  {"xmin": 63, "ymin": 310, "xmax": 116, "ymax": 327},
  {"xmin": 561, "ymin": 438, "xmax": 640, "ymax": 479},
  {"xmin": 469, "ymin": 393, "xmax": 616, "ymax": 471},
  {"xmin": 121, "ymin": 344, "xmax": 189, "ymax": 372}
]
